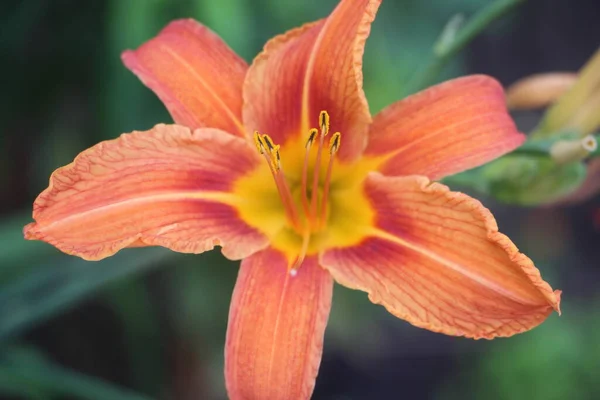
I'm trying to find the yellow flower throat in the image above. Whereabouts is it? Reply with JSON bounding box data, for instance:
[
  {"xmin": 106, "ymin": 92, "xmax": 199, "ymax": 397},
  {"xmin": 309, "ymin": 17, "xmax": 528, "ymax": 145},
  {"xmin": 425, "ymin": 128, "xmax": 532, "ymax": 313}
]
[{"xmin": 234, "ymin": 111, "xmax": 375, "ymax": 274}]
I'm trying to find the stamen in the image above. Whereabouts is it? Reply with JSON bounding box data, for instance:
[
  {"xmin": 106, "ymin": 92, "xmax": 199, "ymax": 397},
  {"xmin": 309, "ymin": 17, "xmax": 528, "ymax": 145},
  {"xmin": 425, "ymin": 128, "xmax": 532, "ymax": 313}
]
[
  {"xmin": 319, "ymin": 132, "xmax": 341, "ymax": 228},
  {"xmin": 272, "ymin": 160, "xmax": 300, "ymax": 230},
  {"xmin": 255, "ymin": 132, "xmax": 302, "ymax": 231},
  {"xmin": 270, "ymin": 144, "xmax": 281, "ymax": 171},
  {"xmin": 329, "ymin": 132, "xmax": 341, "ymax": 155},
  {"xmin": 309, "ymin": 111, "xmax": 330, "ymax": 221},
  {"xmin": 301, "ymin": 128, "xmax": 318, "ymax": 215},
  {"xmin": 252, "ymin": 112, "xmax": 342, "ymax": 273},
  {"xmin": 262, "ymin": 134, "xmax": 283, "ymax": 172},
  {"xmin": 305, "ymin": 128, "xmax": 318, "ymax": 149},
  {"xmin": 274, "ymin": 147, "xmax": 282, "ymax": 170},
  {"xmin": 262, "ymin": 134, "xmax": 276, "ymax": 152},
  {"xmin": 319, "ymin": 110, "xmax": 330, "ymax": 133},
  {"xmin": 253, "ymin": 131, "xmax": 265, "ymax": 154}
]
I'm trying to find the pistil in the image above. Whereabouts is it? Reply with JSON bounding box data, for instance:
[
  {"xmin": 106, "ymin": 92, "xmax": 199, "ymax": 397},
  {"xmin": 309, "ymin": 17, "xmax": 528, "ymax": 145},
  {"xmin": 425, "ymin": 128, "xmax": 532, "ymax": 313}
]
[{"xmin": 290, "ymin": 226, "xmax": 311, "ymax": 276}]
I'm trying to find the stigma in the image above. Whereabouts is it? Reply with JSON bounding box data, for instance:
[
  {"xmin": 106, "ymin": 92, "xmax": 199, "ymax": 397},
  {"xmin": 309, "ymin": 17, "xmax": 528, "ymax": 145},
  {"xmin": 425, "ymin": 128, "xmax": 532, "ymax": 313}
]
[{"xmin": 252, "ymin": 111, "xmax": 341, "ymax": 274}]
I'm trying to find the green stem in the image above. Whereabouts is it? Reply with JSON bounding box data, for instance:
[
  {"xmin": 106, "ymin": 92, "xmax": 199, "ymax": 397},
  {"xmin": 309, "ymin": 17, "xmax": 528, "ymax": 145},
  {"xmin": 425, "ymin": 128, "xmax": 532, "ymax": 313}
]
[{"xmin": 402, "ymin": 0, "xmax": 526, "ymax": 96}]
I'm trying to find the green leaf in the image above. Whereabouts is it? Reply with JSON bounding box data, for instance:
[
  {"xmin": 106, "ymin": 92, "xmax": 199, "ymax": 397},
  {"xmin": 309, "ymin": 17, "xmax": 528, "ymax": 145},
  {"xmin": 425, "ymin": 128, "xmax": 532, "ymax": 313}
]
[
  {"xmin": 0, "ymin": 345, "xmax": 154, "ymax": 400},
  {"xmin": 0, "ymin": 248, "xmax": 173, "ymax": 342},
  {"xmin": 104, "ymin": 280, "xmax": 164, "ymax": 396},
  {"xmin": 436, "ymin": 302, "xmax": 600, "ymax": 400},
  {"xmin": 484, "ymin": 155, "xmax": 587, "ymax": 205},
  {"xmin": 442, "ymin": 167, "xmax": 492, "ymax": 195},
  {"xmin": 447, "ymin": 154, "xmax": 587, "ymax": 205}
]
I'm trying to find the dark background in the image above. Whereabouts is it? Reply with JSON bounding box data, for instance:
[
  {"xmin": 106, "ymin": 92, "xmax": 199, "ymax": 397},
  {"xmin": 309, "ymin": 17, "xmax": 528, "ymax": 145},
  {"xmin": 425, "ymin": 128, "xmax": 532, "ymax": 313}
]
[{"xmin": 1, "ymin": 0, "xmax": 599, "ymax": 399}]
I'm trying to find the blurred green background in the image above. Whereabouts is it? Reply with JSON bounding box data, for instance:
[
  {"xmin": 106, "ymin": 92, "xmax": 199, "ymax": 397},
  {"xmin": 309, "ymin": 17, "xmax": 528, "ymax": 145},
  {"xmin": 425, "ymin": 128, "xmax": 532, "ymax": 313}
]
[{"xmin": 1, "ymin": 0, "xmax": 599, "ymax": 399}]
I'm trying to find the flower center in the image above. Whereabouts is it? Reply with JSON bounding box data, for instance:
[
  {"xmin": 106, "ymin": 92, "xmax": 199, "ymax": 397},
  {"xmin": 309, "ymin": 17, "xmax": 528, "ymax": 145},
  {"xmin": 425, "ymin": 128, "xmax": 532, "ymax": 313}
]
[{"xmin": 252, "ymin": 111, "xmax": 341, "ymax": 273}]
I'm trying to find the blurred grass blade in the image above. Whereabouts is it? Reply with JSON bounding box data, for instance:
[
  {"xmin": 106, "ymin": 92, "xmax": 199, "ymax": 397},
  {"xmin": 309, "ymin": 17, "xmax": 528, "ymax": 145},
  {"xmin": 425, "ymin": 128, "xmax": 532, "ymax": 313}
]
[
  {"xmin": 105, "ymin": 280, "xmax": 164, "ymax": 395},
  {"xmin": 0, "ymin": 345, "xmax": 154, "ymax": 400},
  {"xmin": 0, "ymin": 248, "xmax": 173, "ymax": 341},
  {"xmin": 402, "ymin": 0, "xmax": 526, "ymax": 96},
  {"xmin": 104, "ymin": 0, "xmax": 168, "ymax": 136},
  {"xmin": 0, "ymin": 211, "xmax": 57, "ymax": 276}
]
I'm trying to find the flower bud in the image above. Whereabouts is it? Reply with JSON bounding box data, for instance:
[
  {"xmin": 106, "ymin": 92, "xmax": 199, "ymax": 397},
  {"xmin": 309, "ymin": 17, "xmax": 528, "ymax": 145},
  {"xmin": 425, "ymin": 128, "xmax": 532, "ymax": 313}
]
[
  {"xmin": 506, "ymin": 73, "xmax": 577, "ymax": 110},
  {"xmin": 550, "ymin": 135, "xmax": 597, "ymax": 164},
  {"xmin": 534, "ymin": 48, "xmax": 600, "ymax": 138}
]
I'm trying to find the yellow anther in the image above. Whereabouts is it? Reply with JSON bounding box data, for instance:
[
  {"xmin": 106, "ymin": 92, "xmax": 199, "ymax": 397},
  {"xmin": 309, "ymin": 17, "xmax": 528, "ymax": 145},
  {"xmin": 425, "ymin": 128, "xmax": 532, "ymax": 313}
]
[
  {"xmin": 305, "ymin": 128, "xmax": 318, "ymax": 149},
  {"xmin": 329, "ymin": 132, "xmax": 341, "ymax": 155},
  {"xmin": 253, "ymin": 131, "xmax": 265, "ymax": 154},
  {"xmin": 319, "ymin": 110, "xmax": 330, "ymax": 135},
  {"xmin": 262, "ymin": 134, "xmax": 276, "ymax": 153},
  {"xmin": 272, "ymin": 145, "xmax": 282, "ymax": 171}
]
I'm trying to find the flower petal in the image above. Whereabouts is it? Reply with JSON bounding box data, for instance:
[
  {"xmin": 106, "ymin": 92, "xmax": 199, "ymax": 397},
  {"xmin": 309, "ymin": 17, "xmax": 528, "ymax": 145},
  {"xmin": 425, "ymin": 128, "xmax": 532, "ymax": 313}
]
[
  {"xmin": 24, "ymin": 124, "xmax": 268, "ymax": 261},
  {"xmin": 243, "ymin": 0, "xmax": 380, "ymax": 161},
  {"xmin": 225, "ymin": 248, "xmax": 333, "ymax": 400},
  {"xmin": 122, "ymin": 19, "xmax": 248, "ymax": 136},
  {"xmin": 321, "ymin": 173, "xmax": 561, "ymax": 339},
  {"xmin": 365, "ymin": 75, "xmax": 525, "ymax": 180}
]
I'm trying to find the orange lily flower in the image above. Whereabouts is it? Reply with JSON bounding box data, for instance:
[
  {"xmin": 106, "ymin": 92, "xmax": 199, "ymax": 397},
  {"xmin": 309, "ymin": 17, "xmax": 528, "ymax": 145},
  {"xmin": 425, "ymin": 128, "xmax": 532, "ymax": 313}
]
[{"xmin": 24, "ymin": 1, "xmax": 561, "ymax": 398}]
